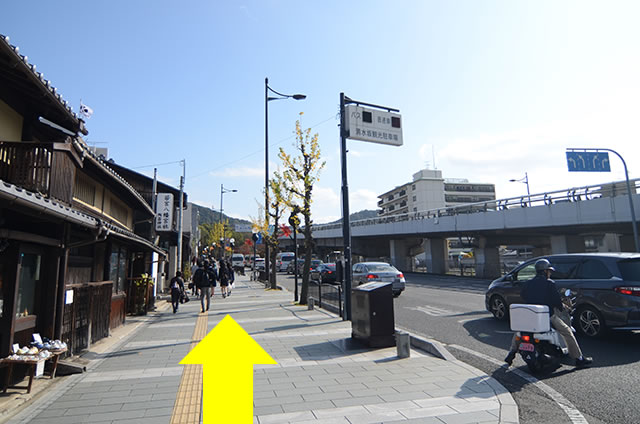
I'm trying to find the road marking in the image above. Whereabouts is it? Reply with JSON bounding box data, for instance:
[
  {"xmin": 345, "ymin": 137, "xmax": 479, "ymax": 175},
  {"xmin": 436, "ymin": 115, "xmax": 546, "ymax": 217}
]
[
  {"xmin": 457, "ymin": 317, "xmax": 494, "ymax": 324},
  {"xmin": 449, "ymin": 344, "xmax": 588, "ymax": 424},
  {"xmin": 170, "ymin": 310, "xmax": 208, "ymax": 424},
  {"xmin": 406, "ymin": 305, "xmax": 457, "ymax": 316}
]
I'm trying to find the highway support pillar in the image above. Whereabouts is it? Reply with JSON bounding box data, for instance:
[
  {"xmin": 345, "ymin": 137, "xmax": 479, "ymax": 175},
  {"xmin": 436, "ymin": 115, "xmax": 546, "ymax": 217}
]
[
  {"xmin": 550, "ymin": 235, "xmax": 585, "ymax": 254},
  {"xmin": 474, "ymin": 238, "xmax": 501, "ymax": 279},
  {"xmin": 423, "ymin": 238, "xmax": 447, "ymax": 274},
  {"xmin": 390, "ymin": 239, "xmax": 411, "ymax": 272}
]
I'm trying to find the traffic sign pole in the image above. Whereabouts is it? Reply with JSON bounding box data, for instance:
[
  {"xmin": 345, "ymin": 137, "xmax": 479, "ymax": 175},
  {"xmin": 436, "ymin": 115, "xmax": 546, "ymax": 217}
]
[{"xmin": 567, "ymin": 148, "xmax": 639, "ymax": 252}]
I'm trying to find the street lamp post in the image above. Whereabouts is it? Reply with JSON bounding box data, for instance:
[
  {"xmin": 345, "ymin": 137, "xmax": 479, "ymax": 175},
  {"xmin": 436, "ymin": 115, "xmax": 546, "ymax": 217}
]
[
  {"xmin": 265, "ymin": 78, "xmax": 306, "ymax": 287},
  {"xmin": 220, "ymin": 184, "xmax": 237, "ymax": 259},
  {"xmin": 509, "ymin": 172, "xmax": 531, "ymax": 203}
]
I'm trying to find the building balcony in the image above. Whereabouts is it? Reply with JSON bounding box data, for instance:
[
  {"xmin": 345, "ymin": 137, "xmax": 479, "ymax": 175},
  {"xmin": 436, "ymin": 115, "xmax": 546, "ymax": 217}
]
[{"xmin": 0, "ymin": 140, "xmax": 81, "ymax": 205}]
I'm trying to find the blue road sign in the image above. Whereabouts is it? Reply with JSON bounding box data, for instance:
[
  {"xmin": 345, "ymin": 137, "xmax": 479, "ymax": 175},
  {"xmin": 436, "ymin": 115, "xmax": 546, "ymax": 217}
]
[{"xmin": 566, "ymin": 151, "xmax": 611, "ymax": 172}]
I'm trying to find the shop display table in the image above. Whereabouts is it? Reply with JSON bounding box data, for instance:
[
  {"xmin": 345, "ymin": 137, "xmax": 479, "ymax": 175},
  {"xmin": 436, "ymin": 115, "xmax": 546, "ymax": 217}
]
[{"xmin": 1, "ymin": 348, "xmax": 67, "ymax": 394}]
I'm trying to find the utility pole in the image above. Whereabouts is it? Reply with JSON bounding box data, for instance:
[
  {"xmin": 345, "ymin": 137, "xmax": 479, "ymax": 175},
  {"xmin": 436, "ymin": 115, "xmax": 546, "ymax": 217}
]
[{"xmin": 177, "ymin": 160, "xmax": 185, "ymax": 276}]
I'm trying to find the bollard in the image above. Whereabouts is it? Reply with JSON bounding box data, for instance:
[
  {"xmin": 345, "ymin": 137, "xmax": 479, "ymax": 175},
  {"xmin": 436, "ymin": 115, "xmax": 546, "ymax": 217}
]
[
  {"xmin": 308, "ymin": 298, "xmax": 315, "ymax": 310},
  {"xmin": 396, "ymin": 331, "xmax": 410, "ymax": 358}
]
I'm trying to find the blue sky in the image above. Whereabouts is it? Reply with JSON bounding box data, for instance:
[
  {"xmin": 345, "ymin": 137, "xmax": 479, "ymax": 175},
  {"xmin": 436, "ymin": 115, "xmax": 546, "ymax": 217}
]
[{"xmin": 3, "ymin": 1, "xmax": 640, "ymax": 223}]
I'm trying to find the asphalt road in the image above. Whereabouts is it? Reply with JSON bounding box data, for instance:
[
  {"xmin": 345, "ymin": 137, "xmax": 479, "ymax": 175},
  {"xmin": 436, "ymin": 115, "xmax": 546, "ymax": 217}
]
[{"xmin": 276, "ymin": 272, "xmax": 640, "ymax": 424}]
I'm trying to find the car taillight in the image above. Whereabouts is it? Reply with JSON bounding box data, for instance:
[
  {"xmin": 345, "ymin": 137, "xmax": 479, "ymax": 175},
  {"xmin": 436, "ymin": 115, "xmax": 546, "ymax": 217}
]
[
  {"xmin": 397, "ymin": 273, "xmax": 404, "ymax": 279},
  {"xmin": 522, "ymin": 335, "xmax": 531, "ymax": 342},
  {"xmin": 366, "ymin": 274, "xmax": 378, "ymax": 279},
  {"xmin": 327, "ymin": 271, "xmax": 333, "ymax": 274},
  {"xmin": 615, "ymin": 286, "xmax": 640, "ymax": 296}
]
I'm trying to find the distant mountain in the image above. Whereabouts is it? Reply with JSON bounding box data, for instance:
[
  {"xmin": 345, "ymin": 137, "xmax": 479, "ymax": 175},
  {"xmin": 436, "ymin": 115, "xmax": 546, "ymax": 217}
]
[
  {"xmin": 327, "ymin": 209, "xmax": 378, "ymax": 224},
  {"xmin": 190, "ymin": 202, "xmax": 252, "ymax": 229}
]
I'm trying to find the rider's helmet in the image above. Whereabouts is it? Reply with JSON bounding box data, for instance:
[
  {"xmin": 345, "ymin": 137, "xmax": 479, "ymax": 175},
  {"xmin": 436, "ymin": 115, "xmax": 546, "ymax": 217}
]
[{"xmin": 534, "ymin": 259, "xmax": 555, "ymax": 274}]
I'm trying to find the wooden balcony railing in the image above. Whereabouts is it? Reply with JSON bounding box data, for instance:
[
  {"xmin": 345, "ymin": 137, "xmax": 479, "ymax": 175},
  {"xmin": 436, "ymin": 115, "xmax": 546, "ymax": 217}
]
[{"xmin": 0, "ymin": 141, "xmax": 78, "ymax": 204}]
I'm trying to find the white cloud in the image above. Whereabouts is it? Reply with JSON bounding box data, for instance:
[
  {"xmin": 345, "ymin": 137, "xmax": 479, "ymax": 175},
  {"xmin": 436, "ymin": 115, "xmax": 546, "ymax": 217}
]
[
  {"xmin": 428, "ymin": 119, "xmax": 640, "ymax": 201},
  {"xmin": 312, "ymin": 186, "xmax": 340, "ymax": 207},
  {"xmin": 351, "ymin": 189, "xmax": 379, "ymax": 210}
]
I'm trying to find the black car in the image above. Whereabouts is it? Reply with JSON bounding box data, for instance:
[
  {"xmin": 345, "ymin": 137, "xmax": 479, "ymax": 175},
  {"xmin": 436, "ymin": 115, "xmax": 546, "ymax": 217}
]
[
  {"xmin": 310, "ymin": 263, "xmax": 337, "ymax": 284},
  {"xmin": 485, "ymin": 253, "xmax": 640, "ymax": 337}
]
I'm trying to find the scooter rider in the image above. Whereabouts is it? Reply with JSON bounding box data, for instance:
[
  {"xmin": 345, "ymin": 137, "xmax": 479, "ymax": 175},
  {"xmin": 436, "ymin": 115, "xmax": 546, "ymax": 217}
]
[{"xmin": 505, "ymin": 259, "xmax": 593, "ymax": 368}]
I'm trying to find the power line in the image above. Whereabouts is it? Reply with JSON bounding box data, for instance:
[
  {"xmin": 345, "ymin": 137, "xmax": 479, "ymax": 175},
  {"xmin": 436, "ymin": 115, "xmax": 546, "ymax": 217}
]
[
  {"xmin": 188, "ymin": 115, "xmax": 336, "ymax": 181},
  {"xmin": 127, "ymin": 114, "xmax": 335, "ymax": 180}
]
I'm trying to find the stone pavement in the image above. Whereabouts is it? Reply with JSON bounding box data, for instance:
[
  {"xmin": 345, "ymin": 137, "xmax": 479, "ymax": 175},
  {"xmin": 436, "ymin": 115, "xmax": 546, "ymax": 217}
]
[{"xmin": 4, "ymin": 275, "xmax": 518, "ymax": 424}]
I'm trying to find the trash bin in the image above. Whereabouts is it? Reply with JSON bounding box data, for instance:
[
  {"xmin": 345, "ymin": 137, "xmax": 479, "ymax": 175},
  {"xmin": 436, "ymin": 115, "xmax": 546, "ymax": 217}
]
[{"xmin": 351, "ymin": 281, "xmax": 395, "ymax": 347}]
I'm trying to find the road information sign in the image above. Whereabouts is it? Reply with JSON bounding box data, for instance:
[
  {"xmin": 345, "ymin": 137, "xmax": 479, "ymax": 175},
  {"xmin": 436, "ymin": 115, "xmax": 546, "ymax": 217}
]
[
  {"xmin": 566, "ymin": 151, "xmax": 611, "ymax": 172},
  {"xmin": 345, "ymin": 104, "xmax": 403, "ymax": 146}
]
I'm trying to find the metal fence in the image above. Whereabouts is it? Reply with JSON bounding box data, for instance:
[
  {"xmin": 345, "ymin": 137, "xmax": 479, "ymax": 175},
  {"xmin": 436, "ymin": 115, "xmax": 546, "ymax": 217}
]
[{"xmin": 308, "ymin": 281, "xmax": 343, "ymax": 317}]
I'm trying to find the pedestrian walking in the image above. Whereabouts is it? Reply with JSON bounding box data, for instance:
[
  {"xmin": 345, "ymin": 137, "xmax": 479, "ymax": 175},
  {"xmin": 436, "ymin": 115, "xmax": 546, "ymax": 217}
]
[
  {"xmin": 170, "ymin": 271, "xmax": 185, "ymax": 314},
  {"xmin": 190, "ymin": 256, "xmax": 199, "ymax": 296},
  {"xmin": 226, "ymin": 259, "xmax": 235, "ymax": 296},
  {"xmin": 205, "ymin": 260, "xmax": 218, "ymax": 299},
  {"xmin": 219, "ymin": 260, "xmax": 229, "ymax": 298},
  {"xmin": 193, "ymin": 260, "xmax": 211, "ymax": 313}
]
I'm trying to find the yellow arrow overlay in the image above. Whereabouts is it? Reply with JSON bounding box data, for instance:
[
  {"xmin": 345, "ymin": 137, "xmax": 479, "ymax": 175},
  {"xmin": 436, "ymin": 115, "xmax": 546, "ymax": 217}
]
[{"xmin": 180, "ymin": 314, "xmax": 276, "ymax": 423}]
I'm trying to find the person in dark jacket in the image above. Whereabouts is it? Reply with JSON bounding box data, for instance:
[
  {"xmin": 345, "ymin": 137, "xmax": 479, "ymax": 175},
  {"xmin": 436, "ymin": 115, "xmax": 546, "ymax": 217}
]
[
  {"xmin": 193, "ymin": 260, "xmax": 211, "ymax": 313},
  {"xmin": 505, "ymin": 259, "xmax": 592, "ymax": 368},
  {"xmin": 170, "ymin": 271, "xmax": 185, "ymax": 313},
  {"xmin": 226, "ymin": 259, "xmax": 235, "ymax": 296},
  {"xmin": 219, "ymin": 260, "xmax": 229, "ymax": 298},
  {"xmin": 205, "ymin": 260, "xmax": 218, "ymax": 299}
]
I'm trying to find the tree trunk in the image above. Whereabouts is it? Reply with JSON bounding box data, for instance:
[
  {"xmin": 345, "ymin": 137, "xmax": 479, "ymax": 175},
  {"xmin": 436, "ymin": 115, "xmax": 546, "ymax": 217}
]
[
  {"xmin": 299, "ymin": 226, "xmax": 313, "ymax": 304},
  {"xmin": 270, "ymin": 251, "xmax": 277, "ymax": 289}
]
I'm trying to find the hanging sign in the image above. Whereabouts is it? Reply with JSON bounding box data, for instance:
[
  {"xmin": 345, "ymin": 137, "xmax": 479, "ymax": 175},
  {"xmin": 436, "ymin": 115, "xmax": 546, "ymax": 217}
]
[
  {"xmin": 156, "ymin": 193, "xmax": 174, "ymax": 231},
  {"xmin": 566, "ymin": 151, "xmax": 611, "ymax": 172},
  {"xmin": 345, "ymin": 104, "xmax": 403, "ymax": 146}
]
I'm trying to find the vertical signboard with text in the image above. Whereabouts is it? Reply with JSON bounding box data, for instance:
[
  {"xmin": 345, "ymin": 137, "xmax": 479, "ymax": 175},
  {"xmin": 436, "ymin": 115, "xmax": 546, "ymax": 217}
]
[{"xmin": 156, "ymin": 193, "xmax": 174, "ymax": 232}]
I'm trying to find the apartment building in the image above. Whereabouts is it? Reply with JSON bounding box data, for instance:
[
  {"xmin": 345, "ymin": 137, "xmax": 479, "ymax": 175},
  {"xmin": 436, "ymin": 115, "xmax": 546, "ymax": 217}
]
[{"xmin": 377, "ymin": 169, "xmax": 495, "ymax": 217}]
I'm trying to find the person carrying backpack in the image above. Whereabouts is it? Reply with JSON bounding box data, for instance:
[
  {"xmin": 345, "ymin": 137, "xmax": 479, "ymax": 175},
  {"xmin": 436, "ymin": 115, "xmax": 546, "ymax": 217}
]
[
  {"xmin": 170, "ymin": 271, "xmax": 185, "ymax": 314},
  {"xmin": 193, "ymin": 260, "xmax": 211, "ymax": 313},
  {"xmin": 205, "ymin": 260, "xmax": 218, "ymax": 299}
]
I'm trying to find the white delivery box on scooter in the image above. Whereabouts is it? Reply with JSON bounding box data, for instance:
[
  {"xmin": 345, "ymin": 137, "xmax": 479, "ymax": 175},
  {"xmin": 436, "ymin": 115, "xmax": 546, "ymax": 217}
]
[{"xmin": 510, "ymin": 304, "xmax": 550, "ymax": 332}]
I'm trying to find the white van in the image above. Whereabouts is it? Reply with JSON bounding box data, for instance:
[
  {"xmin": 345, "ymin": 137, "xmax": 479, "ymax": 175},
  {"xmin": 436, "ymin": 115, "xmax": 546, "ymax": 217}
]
[
  {"xmin": 231, "ymin": 254, "xmax": 245, "ymax": 269},
  {"xmin": 275, "ymin": 252, "xmax": 295, "ymax": 272}
]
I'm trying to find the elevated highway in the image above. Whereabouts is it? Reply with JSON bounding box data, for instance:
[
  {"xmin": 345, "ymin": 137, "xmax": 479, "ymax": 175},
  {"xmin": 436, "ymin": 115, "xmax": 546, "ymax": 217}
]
[{"xmin": 298, "ymin": 179, "xmax": 640, "ymax": 278}]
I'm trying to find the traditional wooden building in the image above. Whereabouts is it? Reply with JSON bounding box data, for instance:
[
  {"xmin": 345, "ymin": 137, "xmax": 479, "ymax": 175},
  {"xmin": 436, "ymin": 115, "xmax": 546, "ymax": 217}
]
[
  {"xmin": 101, "ymin": 159, "xmax": 190, "ymax": 293},
  {"xmin": 0, "ymin": 34, "xmax": 167, "ymax": 362}
]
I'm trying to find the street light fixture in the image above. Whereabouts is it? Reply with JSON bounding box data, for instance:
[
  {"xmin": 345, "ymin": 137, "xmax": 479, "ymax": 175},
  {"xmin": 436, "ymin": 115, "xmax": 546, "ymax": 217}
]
[
  {"xmin": 509, "ymin": 172, "xmax": 531, "ymax": 200},
  {"xmin": 265, "ymin": 77, "xmax": 306, "ymax": 287}
]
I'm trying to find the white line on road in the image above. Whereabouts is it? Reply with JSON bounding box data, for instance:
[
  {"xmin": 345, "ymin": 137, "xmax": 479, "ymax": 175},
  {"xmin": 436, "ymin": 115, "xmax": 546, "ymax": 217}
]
[
  {"xmin": 449, "ymin": 343, "xmax": 588, "ymax": 424},
  {"xmin": 406, "ymin": 305, "xmax": 458, "ymax": 316}
]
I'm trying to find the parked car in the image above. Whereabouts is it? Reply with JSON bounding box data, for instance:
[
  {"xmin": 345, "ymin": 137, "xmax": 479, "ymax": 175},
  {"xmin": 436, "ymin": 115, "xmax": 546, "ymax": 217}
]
[
  {"xmin": 485, "ymin": 253, "xmax": 640, "ymax": 338},
  {"xmin": 254, "ymin": 258, "xmax": 266, "ymax": 271},
  {"xmin": 246, "ymin": 255, "xmax": 262, "ymax": 268},
  {"xmin": 286, "ymin": 258, "xmax": 305, "ymax": 274},
  {"xmin": 232, "ymin": 253, "xmax": 245, "ymax": 268},
  {"xmin": 352, "ymin": 262, "xmax": 405, "ymax": 297},
  {"xmin": 276, "ymin": 252, "xmax": 295, "ymax": 272},
  {"xmin": 311, "ymin": 263, "xmax": 337, "ymax": 284}
]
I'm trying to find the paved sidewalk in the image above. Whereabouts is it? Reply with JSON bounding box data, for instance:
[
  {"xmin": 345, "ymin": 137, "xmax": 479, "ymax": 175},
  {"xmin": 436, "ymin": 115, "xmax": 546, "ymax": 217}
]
[{"xmin": 5, "ymin": 275, "xmax": 517, "ymax": 424}]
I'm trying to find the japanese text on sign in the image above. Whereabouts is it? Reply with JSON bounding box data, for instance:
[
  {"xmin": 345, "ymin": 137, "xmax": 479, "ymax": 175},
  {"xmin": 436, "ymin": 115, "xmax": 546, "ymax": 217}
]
[
  {"xmin": 155, "ymin": 193, "xmax": 174, "ymax": 231},
  {"xmin": 344, "ymin": 104, "xmax": 403, "ymax": 146}
]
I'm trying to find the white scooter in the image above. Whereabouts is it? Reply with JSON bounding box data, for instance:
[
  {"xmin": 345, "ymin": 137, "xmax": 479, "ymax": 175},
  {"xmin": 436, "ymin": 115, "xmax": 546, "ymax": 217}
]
[{"xmin": 509, "ymin": 290, "xmax": 574, "ymax": 373}]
